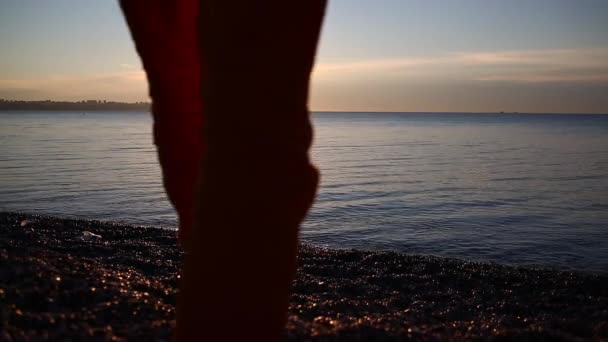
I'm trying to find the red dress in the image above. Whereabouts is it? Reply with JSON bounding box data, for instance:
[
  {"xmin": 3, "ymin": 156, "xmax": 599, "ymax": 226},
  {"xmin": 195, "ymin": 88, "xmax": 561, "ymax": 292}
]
[{"xmin": 121, "ymin": 1, "xmax": 326, "ymax": 340}]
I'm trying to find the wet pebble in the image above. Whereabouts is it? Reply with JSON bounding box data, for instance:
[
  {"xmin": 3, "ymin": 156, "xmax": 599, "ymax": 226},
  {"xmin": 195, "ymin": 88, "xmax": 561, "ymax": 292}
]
[{"xmin": 1, "ymin": 212, "xmax": 607, "ymax": 341}]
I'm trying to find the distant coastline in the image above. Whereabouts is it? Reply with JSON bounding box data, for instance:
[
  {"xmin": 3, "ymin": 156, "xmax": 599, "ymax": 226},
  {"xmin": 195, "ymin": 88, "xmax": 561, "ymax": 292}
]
[
  {"xmin": 0, "ymin": 99, "xmax": 150, "ymax": 111},
  {"xmin": 1, "ymin": 100, "xmax": 605, "ymax": 115}
]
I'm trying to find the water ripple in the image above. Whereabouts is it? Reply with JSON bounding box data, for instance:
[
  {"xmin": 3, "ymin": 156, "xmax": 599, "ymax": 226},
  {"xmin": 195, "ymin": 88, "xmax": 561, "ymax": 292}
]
[{"xmin": 1, "ymin": 111, "xmax": 608, "ymax": 272}]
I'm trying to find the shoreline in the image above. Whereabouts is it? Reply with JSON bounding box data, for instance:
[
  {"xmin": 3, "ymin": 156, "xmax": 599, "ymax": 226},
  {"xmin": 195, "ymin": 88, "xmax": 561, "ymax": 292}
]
[{"xmin": 1, "ymin": 212, "xmax": 607, "ymax": 340}]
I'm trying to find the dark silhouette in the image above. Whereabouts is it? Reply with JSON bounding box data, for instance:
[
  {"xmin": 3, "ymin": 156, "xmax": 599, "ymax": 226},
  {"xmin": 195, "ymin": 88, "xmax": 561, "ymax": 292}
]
[
  {"xmin": 120, "ymin": 1, "xmax": 326, "ymax": 340},
  {"xmin": 0, "ymin": 99, "xmax": 150, "ymax": 111}
]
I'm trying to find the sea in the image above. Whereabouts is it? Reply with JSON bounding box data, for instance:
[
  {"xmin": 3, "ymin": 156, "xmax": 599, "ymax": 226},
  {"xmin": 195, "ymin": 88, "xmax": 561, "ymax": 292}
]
[{"xmin": 1, "ymin": 111, "xmax": 607, "ymax": 273}]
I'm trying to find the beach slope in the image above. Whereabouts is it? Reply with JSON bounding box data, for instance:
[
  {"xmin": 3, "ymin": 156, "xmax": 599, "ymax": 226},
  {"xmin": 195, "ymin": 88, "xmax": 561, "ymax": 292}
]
[{"xmin": 1, "ymin": 212, "xmax": 606, "ymax": 341}]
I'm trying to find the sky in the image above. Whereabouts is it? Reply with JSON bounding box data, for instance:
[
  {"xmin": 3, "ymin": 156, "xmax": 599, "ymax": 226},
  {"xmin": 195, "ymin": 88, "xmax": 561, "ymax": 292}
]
[{"xmin": 1, "ymin": 0, "xmax": 608, "ymax": 113}]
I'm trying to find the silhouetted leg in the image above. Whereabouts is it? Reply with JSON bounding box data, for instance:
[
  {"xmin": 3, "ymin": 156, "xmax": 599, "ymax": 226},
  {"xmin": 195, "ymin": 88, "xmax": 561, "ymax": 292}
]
[
  {"xmin": 119, "ymin": 0, "xmax": 203, "ymax": 243},
  {"xmin": 176, "ymin": 1, "xmax": 326, "ymax": 340}
]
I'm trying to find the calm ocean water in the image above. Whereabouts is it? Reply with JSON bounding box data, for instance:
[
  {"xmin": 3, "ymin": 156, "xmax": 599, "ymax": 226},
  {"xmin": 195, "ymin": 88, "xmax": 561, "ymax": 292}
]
[{"xmin": 1, "ymin": 111, "xmax": 607, "ymax": 272}]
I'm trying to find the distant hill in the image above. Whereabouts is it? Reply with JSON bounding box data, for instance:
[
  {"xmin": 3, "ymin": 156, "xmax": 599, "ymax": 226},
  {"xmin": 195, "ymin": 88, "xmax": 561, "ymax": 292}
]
[{"xmin": 0, "ymin": 100, "xmax": 151, "ymax": 111}]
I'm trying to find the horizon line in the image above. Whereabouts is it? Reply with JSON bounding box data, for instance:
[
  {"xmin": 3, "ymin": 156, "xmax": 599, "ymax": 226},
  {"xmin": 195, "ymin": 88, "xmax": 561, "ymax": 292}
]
[{"xmin": 1, "ymin": 99, "xmax": 606, "ymax": 115}]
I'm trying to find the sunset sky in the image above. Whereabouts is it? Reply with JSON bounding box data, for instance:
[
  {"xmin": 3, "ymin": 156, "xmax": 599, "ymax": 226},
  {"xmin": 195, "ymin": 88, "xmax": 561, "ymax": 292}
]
[{"xmin": 1, "ymin": 0, "xmax": 607, "ymax": 113}]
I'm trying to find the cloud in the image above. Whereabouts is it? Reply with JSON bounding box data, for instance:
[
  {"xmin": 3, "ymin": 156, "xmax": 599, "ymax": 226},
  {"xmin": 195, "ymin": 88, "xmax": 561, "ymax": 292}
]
[
  {"xmin": 2, "ymin": 48, "xmax": 607, "ymax": 113},
  {"xmin": 456, "ymin": 48, "xmax": 608, "ymax": 67},
  {"xmin": 313, "ymin": 48, "xmax": 608, "ymax": 83},
  {"xmin": 0, "ymin": 69, "xmax": 148, "ymax": 101},
  {"xmin": 119, "ymin": 63, "xmax": 137, "ymax": 69}
]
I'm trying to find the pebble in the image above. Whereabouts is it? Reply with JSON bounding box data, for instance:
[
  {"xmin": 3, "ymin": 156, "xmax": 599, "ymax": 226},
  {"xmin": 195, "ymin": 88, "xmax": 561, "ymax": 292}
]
[{"xmin": 1, "ymin": 212, "xmax": 607, "ymax": 341}]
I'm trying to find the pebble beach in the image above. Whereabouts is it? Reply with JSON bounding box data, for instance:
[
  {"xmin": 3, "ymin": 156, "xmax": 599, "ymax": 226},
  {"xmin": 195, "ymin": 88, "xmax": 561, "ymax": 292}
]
[{"xmin": 1, "ymin": 212, "xmax": 607, "ymax": 341}]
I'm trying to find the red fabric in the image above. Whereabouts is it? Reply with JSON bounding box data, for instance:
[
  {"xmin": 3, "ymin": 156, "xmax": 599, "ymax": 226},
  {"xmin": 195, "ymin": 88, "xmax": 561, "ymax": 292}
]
[
  {"xmin": 120, "ymin": 0, "xmax": 203, "ymax": 242},
  {"xmin": 121, "ymin": 1, "xmax": 326, "ymax": 340}
]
